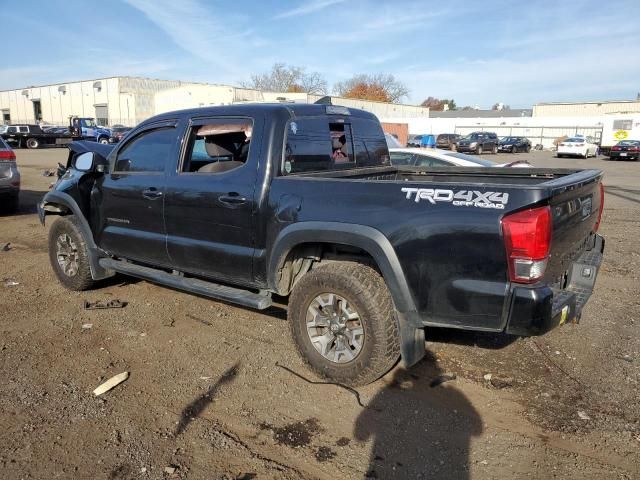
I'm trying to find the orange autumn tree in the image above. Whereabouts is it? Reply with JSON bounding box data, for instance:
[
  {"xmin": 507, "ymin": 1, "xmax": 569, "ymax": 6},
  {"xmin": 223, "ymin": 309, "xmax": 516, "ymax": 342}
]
[{"xmin": 334, "ymin": 74, "xmax": 409, "ymax": 103}]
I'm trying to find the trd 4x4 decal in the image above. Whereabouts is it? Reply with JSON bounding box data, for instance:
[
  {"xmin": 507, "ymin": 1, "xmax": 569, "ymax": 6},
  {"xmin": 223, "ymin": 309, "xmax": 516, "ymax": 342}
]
[{"xmin": 401, "ymin": 188, "xmax": 509, "ymax": 210}]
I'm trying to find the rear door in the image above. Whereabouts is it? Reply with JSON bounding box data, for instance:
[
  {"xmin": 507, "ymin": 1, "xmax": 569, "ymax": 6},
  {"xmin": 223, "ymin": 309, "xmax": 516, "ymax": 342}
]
[
  {"xmin": 163, "ymin": 115, "xmax": 261, "ymax": 285},
  {"xmin": 93, "ymin": 121, "xmax": 178, "ymax": 266}
]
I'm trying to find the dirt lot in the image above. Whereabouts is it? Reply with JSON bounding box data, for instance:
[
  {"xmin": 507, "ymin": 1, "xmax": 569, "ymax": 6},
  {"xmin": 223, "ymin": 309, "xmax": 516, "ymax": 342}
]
[{"xmin": 1, "ymin": 148, "xmax": 639, "ymax": 479}]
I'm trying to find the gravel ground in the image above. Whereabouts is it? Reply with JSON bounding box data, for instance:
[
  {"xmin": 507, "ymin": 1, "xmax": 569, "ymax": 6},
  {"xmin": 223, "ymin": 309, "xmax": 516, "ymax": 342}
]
[{"xmin": 0, "ymin": 148, "xmax": 638, "ymax": 479}]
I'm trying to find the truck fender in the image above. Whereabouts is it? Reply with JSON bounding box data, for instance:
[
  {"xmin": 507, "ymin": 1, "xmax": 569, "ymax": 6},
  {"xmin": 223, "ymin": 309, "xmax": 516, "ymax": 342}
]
[
  {"xmin": 38, "ymin": 191, "xmax": 114, "ymax": 281},
  {"xmin": 268, "ymin": 222, "xmax": 425, "ymax": 367}
]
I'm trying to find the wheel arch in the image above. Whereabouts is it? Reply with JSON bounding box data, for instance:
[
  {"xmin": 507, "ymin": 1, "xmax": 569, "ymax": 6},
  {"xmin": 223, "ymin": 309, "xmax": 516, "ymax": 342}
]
[
  {"xmin": 269, "ymin": 222, "xmax": 425, "ymax": 367},
  {"xmin": 269, "ymin": 222, "xmax": 417, "ymax": 314},
  {"xmin": 38, "ymin": 191, "xmax": 114, "ymax": 281}
]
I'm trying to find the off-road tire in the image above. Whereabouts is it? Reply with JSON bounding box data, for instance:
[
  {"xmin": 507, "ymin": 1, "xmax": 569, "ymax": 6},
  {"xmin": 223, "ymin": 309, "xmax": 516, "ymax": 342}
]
[
  {"xmin": 288, "ymin": 261, "xmax": 400, "ymax": 387},
  {"xmin": 26, "ymin": 138, "xmax": 39, "ymax": 149},
  {"xmin": 48, "ymin": 216, "xmax": 96, "ymax": 291}
]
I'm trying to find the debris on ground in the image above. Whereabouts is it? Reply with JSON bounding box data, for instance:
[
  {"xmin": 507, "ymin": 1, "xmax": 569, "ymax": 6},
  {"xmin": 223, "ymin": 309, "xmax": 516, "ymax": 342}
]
[
  {"xmin": 577, "ymin": 411, "xmax": 591, "ymax": 420},
  {"xmin": 163, "ymin": 465, "xmax": 178, "ymax": 474},
  {"xmin": 617, "ymin": 354, "xmax": 633, "ymax": 363},
  {"xmin": 93, "ymin": 372, "xmax": 129, "ymax": 396},
  {"xmin": 81, "ymin": 323, "xmax": 93, "ymax": 330},
  {"xmin": 483, "ymin": 373, "xmax": 493, "ymax": 381},
  {"xmin": 429, "ymin": 373, "xmax": 457, "ymax": 387},
  {"xmin": 490, "ymin": 377, "xmax": 514, "ymax": 389},
  {"xmin": 4, "ymin": 279, "xmax": 19, "ymax": 287},
  {"xmin": 84, "ymin": 299, "xmax": 127, "ymax": 310},
  {"xmin": 2, "ymin": 243, "xmax": 11, "ymax": 252},
  {"xmin": 42, "ymin": 169, "xmax": 55, "ymax": 177}
]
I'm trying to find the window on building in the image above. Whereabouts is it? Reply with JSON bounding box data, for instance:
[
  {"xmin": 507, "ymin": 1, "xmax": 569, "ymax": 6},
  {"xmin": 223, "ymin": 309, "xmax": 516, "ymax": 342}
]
[
  {"xmin": 613, "ymin": 119, "xmax": 633, "ymax": 130},
  {"xmin": 114, "ymin": 127, "xmax": 176, "ymax": 172}
]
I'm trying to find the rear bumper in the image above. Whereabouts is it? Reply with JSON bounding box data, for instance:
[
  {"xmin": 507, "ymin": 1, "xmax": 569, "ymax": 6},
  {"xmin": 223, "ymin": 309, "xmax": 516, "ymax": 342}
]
[
  {"xmin": 609, "ymin": 152, "xmax": 639, "ymax": 160},
  {"xmin": 505, "ymin": 234, "xmax": 604, "ymax": 336}
]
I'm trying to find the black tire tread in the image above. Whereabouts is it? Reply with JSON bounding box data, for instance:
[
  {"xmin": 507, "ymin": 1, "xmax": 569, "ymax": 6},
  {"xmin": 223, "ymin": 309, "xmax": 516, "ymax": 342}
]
[
  {"xmin": 288, "ymin": 261, "xmax": 400, "ymax": 387},
  {"xmin": 48, "ymin": 216, "xmax": 96, "ymax": 291}
]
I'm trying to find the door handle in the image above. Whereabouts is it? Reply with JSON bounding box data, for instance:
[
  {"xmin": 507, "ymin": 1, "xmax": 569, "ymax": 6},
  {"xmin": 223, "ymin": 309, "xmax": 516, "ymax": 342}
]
[
  {"xmin": 219, "ymin": 193, "xmax": 247, "ymax": 206},
  {"xmin": 142, "ymin": 188, "xmax": 163, "ymax": 200}
]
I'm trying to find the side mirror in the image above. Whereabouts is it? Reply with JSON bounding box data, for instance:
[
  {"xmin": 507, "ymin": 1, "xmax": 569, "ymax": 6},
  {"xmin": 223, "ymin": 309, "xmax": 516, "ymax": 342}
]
[{"xmin": 75, "ymin": 152, "xmax": 95, "ymax": 171}]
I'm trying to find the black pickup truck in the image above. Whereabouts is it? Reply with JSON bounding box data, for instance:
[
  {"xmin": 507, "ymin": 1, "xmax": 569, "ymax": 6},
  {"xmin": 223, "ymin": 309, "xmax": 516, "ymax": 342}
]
[{"xmin": 39, "ymin": 104, "xmax": 605, "ymax": 386}]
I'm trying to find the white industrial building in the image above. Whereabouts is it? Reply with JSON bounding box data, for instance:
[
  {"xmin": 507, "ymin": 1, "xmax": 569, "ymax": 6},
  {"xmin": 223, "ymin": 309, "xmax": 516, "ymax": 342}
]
[
  {"xmin": 0, "ymin": 76, "xmax": 429, "ymax": 127},
  {"xmin": 533, "ymin": 100, "xmax": 640, "ymax": 117}
]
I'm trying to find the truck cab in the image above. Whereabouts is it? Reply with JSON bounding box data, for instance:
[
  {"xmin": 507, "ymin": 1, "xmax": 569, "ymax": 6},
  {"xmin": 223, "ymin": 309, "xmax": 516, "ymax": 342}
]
[{"xmin": 69, "ymin": 117, "xmax": 112, "ymax": 144}]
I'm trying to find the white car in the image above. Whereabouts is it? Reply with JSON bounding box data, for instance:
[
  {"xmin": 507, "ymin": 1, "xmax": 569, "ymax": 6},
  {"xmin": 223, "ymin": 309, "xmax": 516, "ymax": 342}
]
[
  {"xmin": 389, "ymin": 148, "xmax": 531, "ymax": 168},
  {"xmin": 556, "ymin": 136, "xmax": 598, "ymax": 158}
]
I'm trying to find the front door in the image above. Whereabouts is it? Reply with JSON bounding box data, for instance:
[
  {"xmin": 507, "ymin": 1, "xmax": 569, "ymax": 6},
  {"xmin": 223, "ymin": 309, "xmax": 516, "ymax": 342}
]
[
  {"xmin": 164, "ymin": 116, "xmax": 259, "ymax": 285},
  {"xmin": 93, "ymin": 122, "xmax": 179, "ymax": 267}
]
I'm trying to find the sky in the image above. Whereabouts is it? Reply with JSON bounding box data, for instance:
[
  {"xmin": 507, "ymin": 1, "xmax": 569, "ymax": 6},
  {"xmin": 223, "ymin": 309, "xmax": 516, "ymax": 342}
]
[{"xmin": 1, "ymin": 0, "xmax": 639, "ymax": 108}]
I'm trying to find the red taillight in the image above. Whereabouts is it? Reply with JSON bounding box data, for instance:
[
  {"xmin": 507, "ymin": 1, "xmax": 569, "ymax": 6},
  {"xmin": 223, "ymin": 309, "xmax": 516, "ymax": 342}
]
[
  {"xmin": 0, "ymin": 150, "xmax": 16, "ymax": 160},
  {"xmin": 594, "ymin": 183, "xmax": 605, "ymax": 232},
  {"xmin": 575, "ymin": 143, "xmax": 584, "ymax": 147},
  {"xmin": 501, "ymin": 206, "xmax": 552, "ymax": 284},
  {"xmin": 629, "ymin": 147, "xmax": 639, "ymax": 152},
  {"xmin": 611, "ymin": 146, "xmax": 621, "ymax": 151}
]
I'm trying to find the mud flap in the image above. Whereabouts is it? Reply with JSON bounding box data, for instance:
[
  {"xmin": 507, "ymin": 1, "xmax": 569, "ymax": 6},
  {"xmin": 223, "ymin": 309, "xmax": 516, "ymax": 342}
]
[{"xmin": 396, "ymin": 311, "xmax": 426, "ymax": 368}]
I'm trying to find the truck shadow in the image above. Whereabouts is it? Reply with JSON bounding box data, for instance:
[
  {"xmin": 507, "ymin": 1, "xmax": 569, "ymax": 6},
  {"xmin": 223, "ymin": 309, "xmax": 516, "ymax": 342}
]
[
  {"xmin": 354, "ymin": 351, "xmax": 482, "ymax": 479},
  {"xmin": 604, "ymin": 185, "xmax": 640, "ymax": 206},
  {"xmin": 426, "ymin": 327, "xmax": 518, "ymax": 349},
  {"xmin": 0, "ymin": 189, "xmax": 48, "ymax": 217}
]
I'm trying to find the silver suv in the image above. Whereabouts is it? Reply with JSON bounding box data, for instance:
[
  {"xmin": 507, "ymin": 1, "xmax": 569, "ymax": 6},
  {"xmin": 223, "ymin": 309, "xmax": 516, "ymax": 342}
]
[{"xmin": 0, "ymin": 137, "xmax": 20, "ymax": 213}]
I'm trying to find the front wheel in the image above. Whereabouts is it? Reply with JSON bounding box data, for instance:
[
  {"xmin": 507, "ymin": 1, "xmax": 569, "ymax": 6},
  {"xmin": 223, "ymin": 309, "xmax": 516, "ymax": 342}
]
[
  {"xmin": 48, "ymin": 216, "xmax": 96, "ymax": 291},
  {"xmin": 98, "ymin": 137, "xmax": 109, "ymax": 145},
  {"xmin": 288, "ymin": 261, "xmax": 400, "ymax": 387},
  {"xmin": 476, "ymin": 145, "xmax": 483, "ymax": 155}
]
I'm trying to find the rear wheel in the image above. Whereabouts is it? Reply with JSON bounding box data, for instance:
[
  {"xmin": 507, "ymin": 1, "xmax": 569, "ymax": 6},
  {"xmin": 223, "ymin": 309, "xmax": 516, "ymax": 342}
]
[
  {"xmin": 48, "ymin": 216, "xmax": 96, "ymax": 291},
  {"xmin": 583, "ymin": 150, "xmax": 590, "ymax": 159},
  {"xmin": 492, "ymin": 144, "xmax": 498, "ymax": 154},
  {"xmin": 477, "ymin": 145, "xmax": 483, "ymax": 155},
  {"xmin": 99, "ymin": 137, "xmax": 109, "ymax": 145},
  {"xmin": 526, "ymin": 145, "xmax": 531, "ymax": 153},
  {"xmin": 288, "ymin": 261, "xmax": 400, "ymax": 387},
  {"xmin": 26, "ymin": 138, "xmax": 39, "ymax": 149}
]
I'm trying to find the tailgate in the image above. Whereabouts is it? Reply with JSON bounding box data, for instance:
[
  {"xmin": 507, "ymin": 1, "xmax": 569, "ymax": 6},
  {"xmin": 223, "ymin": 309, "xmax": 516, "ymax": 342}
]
[{"xmin": 542, "ymin": 169, "xmax": 604, "ymax": 284}]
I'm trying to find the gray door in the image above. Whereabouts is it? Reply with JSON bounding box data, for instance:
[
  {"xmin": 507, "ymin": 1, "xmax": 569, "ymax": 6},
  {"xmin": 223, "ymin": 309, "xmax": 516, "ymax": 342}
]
[{"xmin": 95, "ymin": 105, "xmax": 108, "ymax": 126}]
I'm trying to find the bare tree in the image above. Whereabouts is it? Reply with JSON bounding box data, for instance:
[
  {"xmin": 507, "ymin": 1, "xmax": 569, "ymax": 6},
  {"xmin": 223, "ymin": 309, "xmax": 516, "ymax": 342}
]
[
  {"xmin": 334, "ymin": 74, "xmax": 409, "ymax": 103},
  {"xmin": 242, "ymin": 63, "xmax": 328, "ymax": 95}
]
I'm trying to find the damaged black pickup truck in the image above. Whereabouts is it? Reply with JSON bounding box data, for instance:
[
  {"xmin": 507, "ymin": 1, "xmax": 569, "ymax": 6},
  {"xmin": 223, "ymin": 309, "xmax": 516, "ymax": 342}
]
[{"xmin": 39, "ymin": 104, "xmax": 605, "ymax": 386}]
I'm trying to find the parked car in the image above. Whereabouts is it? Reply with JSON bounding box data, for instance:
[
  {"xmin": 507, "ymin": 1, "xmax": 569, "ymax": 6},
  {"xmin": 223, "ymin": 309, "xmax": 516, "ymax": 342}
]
[
  {"xmin": 40, "ymin": 103, "xmax": 605, "ymax": 386},
  {"xmin": 556, "ymin": 136, "xmax": 598, "ymax": 158},
  {"xmin": 0, "ymin": 137, "xmax": 20, "ymax": 213},
  {"xmin": 407, "ymin": 134, "xmax": 424, "ymax": 147},
  {"xmin": 436, "ymin": 133, "xmax": 461, "ymax": 150},
  {"xmin": 390, "ymin": 148, "xmax": 531, "ymax": 168},
  {"xmin": 608, "ymin": 140, "xmax": 639, "ymax": 161},
  {"xmin": 108, "ymin": 126, "xmax": 133, "ymax": 144},
  {"xmin": 498, "ymin": 136, "xmax": 532, "ymax": 153},
  {"xmin": 456, "ymin": 131, "xmax": 499, "ymax": 154},
  {"xmin": 420, "ymin": 134, "xmax": 436, "ymax": 148}
]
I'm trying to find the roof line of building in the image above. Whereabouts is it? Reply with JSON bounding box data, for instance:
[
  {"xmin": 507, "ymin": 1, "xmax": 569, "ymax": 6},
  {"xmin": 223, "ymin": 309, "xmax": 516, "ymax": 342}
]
[
  {"xmin": 0, "ymin": 75, "xmax": 255, "ymax": 94},
  {"xmin": 535, "ymin": 100, "xmax": 638, "ymax": 106}
]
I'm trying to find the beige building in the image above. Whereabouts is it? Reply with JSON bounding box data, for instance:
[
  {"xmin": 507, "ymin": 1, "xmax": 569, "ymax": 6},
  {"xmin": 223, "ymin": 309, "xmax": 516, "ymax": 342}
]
[
  {"xmin": 533, "ymin": 100, "xmax": 640, "ymax": 117},
  {"xmin": 0, "ymin": 76, "xmax": 429, "ymax": 128}
]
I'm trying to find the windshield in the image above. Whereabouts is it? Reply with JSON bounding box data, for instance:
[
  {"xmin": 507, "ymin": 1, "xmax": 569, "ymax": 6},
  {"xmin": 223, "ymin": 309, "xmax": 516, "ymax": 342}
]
[
  {"xmin": 502, "ymin": 137, "xmax": 518, "ymax": 142},
  {"xmin": 618, "ymin": 140, "xmax": 640, "ymax": 146},
  {"xmin": 444, "ymin": 151, "xmax": 497, "ymax": 167},
  {"xmin": 461, "ymin": 133, "xmax": 480, "ymax": 141},
  {"xmin": 81, "ymin": 119, "xmax": 97, "ymax": 128}
]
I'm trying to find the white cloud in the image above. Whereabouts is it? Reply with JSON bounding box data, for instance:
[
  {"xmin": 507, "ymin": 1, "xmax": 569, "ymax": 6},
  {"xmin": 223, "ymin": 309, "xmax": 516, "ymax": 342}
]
[{"xmin": 273, "ymin": 0, "xmax": 346, "ymax": 19}]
